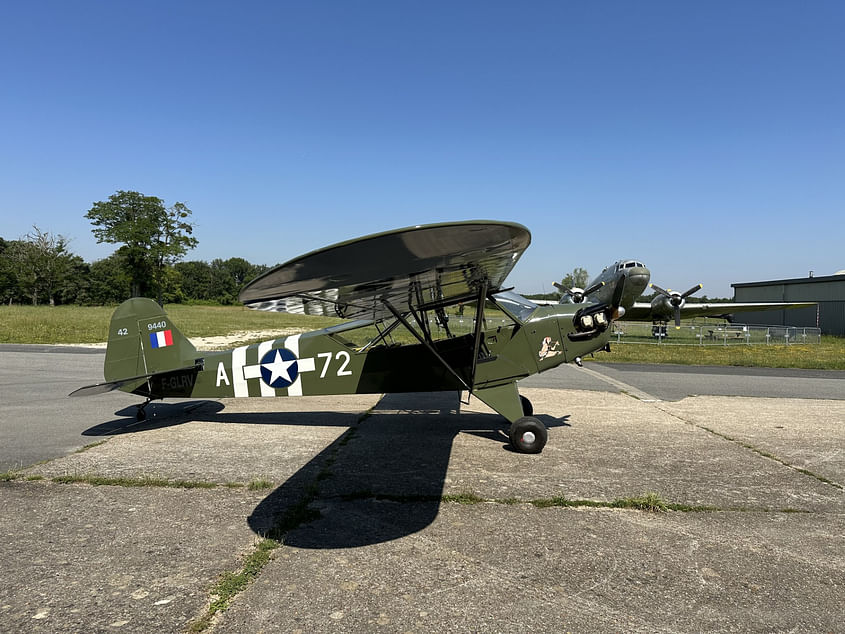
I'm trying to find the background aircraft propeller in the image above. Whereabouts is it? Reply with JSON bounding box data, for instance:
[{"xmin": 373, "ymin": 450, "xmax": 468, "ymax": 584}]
[
  {"xmin": 650, "ymin": 283, "xmax": 703, "ymax": 328},
  {"xmin": 608, "ymin": 275, "xmax": 627, "ymax": 320},
  {"xmin": 553, "ymin": 280, "xmax": 605, "ymax": 303}
]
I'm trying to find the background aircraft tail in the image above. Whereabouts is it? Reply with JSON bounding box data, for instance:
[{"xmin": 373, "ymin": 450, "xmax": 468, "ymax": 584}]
[{"xmin": 104, "ymin": 298, "xmax": 197, "ymax": 382}]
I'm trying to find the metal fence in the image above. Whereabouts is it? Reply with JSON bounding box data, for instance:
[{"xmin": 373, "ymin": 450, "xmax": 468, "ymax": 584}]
[
  {"xmin": 611, "ymin": 320, "xmax": 821, "ymax": 346},
  {"xmin": 422, "ymin": 314, "xmax": 821, "ymax": 346}
]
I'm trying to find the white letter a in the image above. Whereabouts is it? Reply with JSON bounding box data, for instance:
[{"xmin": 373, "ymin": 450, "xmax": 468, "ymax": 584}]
[{"xmin": 216, "ymin": 362, "xmax": 230, "ymax": 387}]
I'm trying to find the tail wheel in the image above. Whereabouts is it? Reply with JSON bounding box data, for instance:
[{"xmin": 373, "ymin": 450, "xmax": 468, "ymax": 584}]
[
  {"xmin": 136, "ymin": 398, "xmax": 152, "ymax": 422},
  {"xmin": 509, "ymin": 416, "xmax": 548, "ymax": 454}
]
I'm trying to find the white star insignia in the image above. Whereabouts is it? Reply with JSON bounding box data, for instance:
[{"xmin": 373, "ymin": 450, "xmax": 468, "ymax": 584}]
[{"xmin": 263, "ymin": 350, "xmax": 297, "ymax": 385}]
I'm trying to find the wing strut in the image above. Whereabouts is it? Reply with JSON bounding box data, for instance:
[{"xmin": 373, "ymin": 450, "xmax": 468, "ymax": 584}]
[
  {"xmin": 408, "ymin": 280, "xmax": 431, "ymax": 341},
  {"xmin": 469, "ymin": 278, "xmax": 489, "ymax": 390},
  {"xmin": 383, "ymin": 300, "xmax": 472, "ymax": 393},
  {"xmin": 357, "ymin": 317, "xmax": 403, "ymax": 353}
]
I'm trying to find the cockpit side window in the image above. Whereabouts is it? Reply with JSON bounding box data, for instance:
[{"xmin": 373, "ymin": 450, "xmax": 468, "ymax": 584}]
[{"xmin": 489, "ymin": 291, "xmax": 538, "ymax": 323}]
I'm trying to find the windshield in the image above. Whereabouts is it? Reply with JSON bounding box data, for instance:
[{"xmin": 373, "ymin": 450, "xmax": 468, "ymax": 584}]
[{"xmin": 491, "ymin": 291, "xmax": 538, "ymax": 323}]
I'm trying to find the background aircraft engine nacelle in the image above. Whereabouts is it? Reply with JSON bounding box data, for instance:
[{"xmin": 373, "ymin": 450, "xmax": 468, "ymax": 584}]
[
  {"xmin": 652, "ymin": 294, "xmax": 676, "ymax": 318},
  {"xmin": 650, "ymin": 283, "xmax": 703, "ymax": 327},
  {"xmin": 554, "ymin": 280, "xmax": 605, "ymax": 304},
  {"xmin": 566, "ymin": 287, "xmax": 586, "ymax": 303}
]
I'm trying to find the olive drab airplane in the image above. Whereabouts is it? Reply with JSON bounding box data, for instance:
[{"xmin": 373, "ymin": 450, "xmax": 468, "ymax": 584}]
[
  {"xmin": 553, "ymin": 261, "xmax": 814, "ymax": 328},
  {"xmin": 71, "ymin": 221, "xmax": 640, "ymax": 454},
  {"xmin": 71, "ymin": 221, "xmax": 812, "ymax": 454}
]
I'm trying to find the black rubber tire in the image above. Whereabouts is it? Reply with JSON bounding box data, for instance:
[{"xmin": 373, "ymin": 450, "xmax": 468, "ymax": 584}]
[
  {"xmin": 520, "ymin": 395, "xmax": 533, "ymax": 416},
  {"xmin": 508, "ymin": 416, "xmax": 548, "ymax": 454}
]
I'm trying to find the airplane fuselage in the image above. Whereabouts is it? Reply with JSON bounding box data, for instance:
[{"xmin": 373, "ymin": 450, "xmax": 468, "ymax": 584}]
[
  {"xmin": 560, "ymin": 260, "xmax": 651, "ymax": 313},
  {"xmin": 124, "ymin": 299, "xmax": 612, "ymax": 422}
]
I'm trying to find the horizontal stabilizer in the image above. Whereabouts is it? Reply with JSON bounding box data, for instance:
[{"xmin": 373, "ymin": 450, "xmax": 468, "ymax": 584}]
[{"xmin": 69, "ymin": 366, "xmax": 198, "ymax": 398}]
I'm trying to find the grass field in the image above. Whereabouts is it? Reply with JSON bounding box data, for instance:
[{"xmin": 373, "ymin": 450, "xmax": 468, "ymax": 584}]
[
  {"xmin": 0, "ymin": 304, "xmax": 341, "ymax": 344},
  {"xmin": 593, "ymin": 337, "xmax": 845, "ymax": 370},
  {"xmin": 1, "ymin": 303, "xmax": 843, "ymax": 370}
]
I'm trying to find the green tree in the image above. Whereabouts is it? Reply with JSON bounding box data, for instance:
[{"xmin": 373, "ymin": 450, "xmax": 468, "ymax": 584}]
[
  {"xmin": 210, "ymin": 258, "xmax": 267, "ymax": 304},
  {"xmin": 87, "ymin": 252, "xmax": 133, "ymax": 304},
  {"xmin": 558, "ymin": 267, "xmax": 589, "ymax": 296},
  {"xmin": 174, "ymin": 260, "xmax": 215, "ymax": 301},
  {"xmin": 3, "ymin": 226, "xmax": 76, "ymax": 305},
  {"xmin": 54, "ymin": 255, "xmax": 89, "ymax": 305},
  {"xmin": 8, "ymin": 240, "xmax": 40, "ymax": 304},
  {"xmin": 173, "ymin": 258, "xmax": 266, "ymax": 304},
  {"xmin": 219, "ymin": 257, "xmax": 265, "ymax": 288},
  {"xmin": 85, "ymin": 190, "xmax": 198, "ymax": 303},
  {"xmin": 28, "ymin": 226, "xmax": 73, "ymax": 305},
  {"xmin": 0, "ymin": 238, "xmax": 21, "ymax": 304}
]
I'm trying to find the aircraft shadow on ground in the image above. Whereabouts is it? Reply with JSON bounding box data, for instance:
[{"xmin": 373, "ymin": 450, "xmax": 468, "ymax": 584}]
[
  {"xmin": 81, "ymin": 391, "xmax": 571, "ymax": 549},
  {"xmin": 81, "ymin": 400, "xmax": 355, "ymax": 436},
  {"xmin": 249, "ymin": 391, "xmax": 572, "ymax": 549}
]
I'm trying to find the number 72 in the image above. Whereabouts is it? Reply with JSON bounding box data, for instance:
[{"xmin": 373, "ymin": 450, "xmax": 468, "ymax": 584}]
[{"xmin": 317, "ymin": 351, "xmax": 353, "ymax": 378}]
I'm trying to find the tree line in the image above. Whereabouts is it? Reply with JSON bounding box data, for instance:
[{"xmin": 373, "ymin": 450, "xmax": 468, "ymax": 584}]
[
  {"xmin": 0, "ymin": 234, "xmax": 267, "ymax": 306},
  {"xmin": 1, "ymin": 190, "xmax": 267, "ymax": 306}
]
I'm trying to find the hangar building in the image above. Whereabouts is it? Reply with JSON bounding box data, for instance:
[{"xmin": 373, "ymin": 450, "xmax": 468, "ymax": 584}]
[{"xmin": 731, "ymin": 272, "xmax": 845, "ymax": 336}]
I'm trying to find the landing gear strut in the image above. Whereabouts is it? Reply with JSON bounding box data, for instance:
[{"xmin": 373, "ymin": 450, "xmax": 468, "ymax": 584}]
[{"xmin": 520, "ymin": 395, "xmax": 533, "ymax": 416}]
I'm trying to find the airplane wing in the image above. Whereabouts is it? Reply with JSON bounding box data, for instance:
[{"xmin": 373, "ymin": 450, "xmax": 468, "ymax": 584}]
[
  {"xmin": 623, "ymin": 301, "xmax": 816, "ymax": 322},
  {"xmin": 623, "ymin": 303, "xmax": 662, "ymax": 321},
  {"xmin": 239, "ymin": 221, "xmax": 531, "ymax": 321}
]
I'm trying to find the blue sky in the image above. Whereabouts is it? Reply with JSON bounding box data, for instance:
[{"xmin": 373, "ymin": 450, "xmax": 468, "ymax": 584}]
[{"xmin": 2, "ymin": 1, "xmax": 843, "ymax": 297}]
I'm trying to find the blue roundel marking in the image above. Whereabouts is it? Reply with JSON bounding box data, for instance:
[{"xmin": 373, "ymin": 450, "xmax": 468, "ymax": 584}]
[{"xmin": 259, "ymin": 348, "xmax": 299, "ymax": 389}]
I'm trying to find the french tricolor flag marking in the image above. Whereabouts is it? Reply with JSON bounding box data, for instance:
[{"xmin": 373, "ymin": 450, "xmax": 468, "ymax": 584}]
[{"xmin": 150, "ymin": 330, "xmax": 174, "ymax": 349}]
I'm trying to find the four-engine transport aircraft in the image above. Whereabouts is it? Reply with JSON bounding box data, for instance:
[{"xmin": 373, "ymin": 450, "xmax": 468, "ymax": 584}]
[
  {"xmin": 72, "ymin": 220, "xmax": 644, "ymax": 454},
  {"xmin": 553, "ymin": 261, "xmax": 814, "ymax": 327}
]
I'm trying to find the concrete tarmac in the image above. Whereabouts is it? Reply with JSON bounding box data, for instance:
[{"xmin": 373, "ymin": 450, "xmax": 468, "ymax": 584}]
[
  {"xmin": 2, "ymin": 345, "xmax": 843, "ymax": 471},
  {"xmin": 1, "ymin": 347, "xmax": 844, "ymax": 632},
  {"xmin": 523, "ymin": 361, "xmax": 845, "ymax": 401}
]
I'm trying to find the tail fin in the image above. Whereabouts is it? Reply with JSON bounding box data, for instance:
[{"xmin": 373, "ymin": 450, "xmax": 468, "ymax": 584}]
[{"xmin": 104, "ymin": 298, "xmax": 197, "ymax": 382}]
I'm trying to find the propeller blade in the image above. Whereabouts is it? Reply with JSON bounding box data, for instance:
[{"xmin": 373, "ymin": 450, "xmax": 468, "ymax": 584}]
[
  {"xmin": 554, "ymin": 282, "xmax": 576, "ymax": 296},
  {"xmin": 583, "ymin": 281, "xmax": 605, "ymax": 297},
  {"xmin": 650, "ymin": 283, "xmax": 671, "ymax": 297},
  {"xmin": 611, "ymin": 275, "xmax": 626, "ymax": 309},
  {"xmin": 674, "ymin": 306, "xmax": 682, "ymax": 329},
  {"xmin": 680, "ymin": 283, "xmax": 703, "ymax": 299}
]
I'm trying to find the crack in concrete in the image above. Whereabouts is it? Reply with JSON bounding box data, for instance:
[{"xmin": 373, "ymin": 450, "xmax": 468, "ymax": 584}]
[
  {"xmin": 186, "ymin": 406, "xmax": 376, "ymax": 632},
  {"xmin": 324, "ymin": 490, "xmax": 811, "ymax": 514},
  {"xmin": 574, "ymin": 366, "xmax": 843, "ymax": 492},
  {"xmin": 652, "ymin": 403, "xmax": 844, "ymax": 491}
]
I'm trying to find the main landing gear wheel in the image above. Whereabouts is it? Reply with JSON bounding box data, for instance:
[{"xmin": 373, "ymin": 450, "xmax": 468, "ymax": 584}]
[
  {"xmin": 509, "ymin": 416, "xmax": 548, "ymax": 454},
  {"xmin": 520, "ymin": 395, "xmax": 533, "ymax": 416}
]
